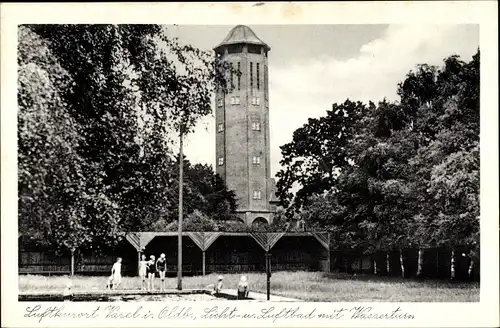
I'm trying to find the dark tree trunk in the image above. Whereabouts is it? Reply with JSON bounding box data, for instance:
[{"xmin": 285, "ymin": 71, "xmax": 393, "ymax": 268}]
[
  {"xmin": 400, "ymin": 249, "xmax": 405, "ymax": 278},
  {"xmin": 450, "ymin": 249, "xmax": 456, "ymax": 281},
  {"xmin": 386, "ymin": 251, "xmax": 390, "ymax": 276},
  {"xmin": 70, "ymin": 248, "xmax": 75, "ymax": 277},
  {"xmin": 416, "ymin": 249, "xmax": 424, "ymax": 278}
]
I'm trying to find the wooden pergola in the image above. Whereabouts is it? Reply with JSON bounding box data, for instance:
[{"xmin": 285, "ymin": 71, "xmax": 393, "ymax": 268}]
[{"xmin": 125, "ymin": 231, "xmax": 330, "ymax": 276}]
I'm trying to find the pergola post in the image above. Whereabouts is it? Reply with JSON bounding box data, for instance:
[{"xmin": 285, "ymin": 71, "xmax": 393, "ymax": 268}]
[
  {"xmin": 202, "ymin": 251, "xmax": 206, "ymax": 276},
  {"xmin": 70, "ymin": 248, "xmax": 75, "ymax": 277},
  {"xmin": 177, "ymin": 134, "xmax": 184, "ymax": 290},
  {"xmin": 265, "ymin": 251, "xmax": 271, "ymax": 301},
  {"xmin": 137, "ymin": 250, "xmax": 142, "ymax": 276}
]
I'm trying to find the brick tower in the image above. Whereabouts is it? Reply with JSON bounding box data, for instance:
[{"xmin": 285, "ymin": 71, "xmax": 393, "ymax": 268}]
[{"xmin": 214, "ymin": 25, "xmax": 278, "ymax": 226}]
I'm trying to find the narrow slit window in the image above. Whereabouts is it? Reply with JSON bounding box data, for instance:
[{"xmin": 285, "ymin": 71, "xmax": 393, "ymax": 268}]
[
  {"xmin": 217, "ymin": 98, "xmax": 223, "ymax": 107},
  {"xmin": 218, "ymin": 157, "xmax": 224, "ymax": 166},
  {"xmin": 217, "ymin": 123, "xmax": 224, "ymax": 133},
  {"xmin": 250, "ymin": 62, "xmax": 253, "ymax": 91},
  {"xmin": 256, "ymin": 63, "xmax": 260, "ymax": 90},
  {"xmin": 264, "ymin": 65, "xmax": 268, "ymax": 100},
  {"xmin": 230, "ymin": 63, "xmax": 234, "ymax": 91},
  {"xmin": 237, "ymin": 62, "xmax": 241, "ymax": 90},
  {"xmin": 252, "ymin": 156, "xmax": 261, "ymax": 165},
  {"xmin": 253, "ymin": 190, "xmax": 262, "ymax": 200}
]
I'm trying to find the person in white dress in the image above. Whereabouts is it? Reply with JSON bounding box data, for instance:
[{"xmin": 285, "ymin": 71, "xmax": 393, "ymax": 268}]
[
  {"xmin": 110, "ymin": 257, "xmax": 122, "ymax": 290},
  {"xmin": 138, "ymin": 254, "xmax": 148, "ymax": 291}
]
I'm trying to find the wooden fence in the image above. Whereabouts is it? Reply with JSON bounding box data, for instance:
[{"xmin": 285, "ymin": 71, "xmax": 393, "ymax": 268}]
[
  {"xmin": 330, "ymin": 248, "xmax": 479, "ymax": 281},
  {"xmin": 18, "ymin": 235, "xmax": 479, "ymax": 281}
]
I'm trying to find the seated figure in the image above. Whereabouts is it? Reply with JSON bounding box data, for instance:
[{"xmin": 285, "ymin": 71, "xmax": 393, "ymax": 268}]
[
  {"xmin": 237, "ymin": 275, "xmax": 249, "ymax": 300},
  {"xmin": 211, "ymin": 275, "xmax": 224, "ymax": 295}
]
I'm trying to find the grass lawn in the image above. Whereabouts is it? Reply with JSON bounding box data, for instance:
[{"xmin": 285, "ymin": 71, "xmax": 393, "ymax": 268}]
[{"xmin": 19, "ymin": 271, "xmax": 479, "ymax": 302}]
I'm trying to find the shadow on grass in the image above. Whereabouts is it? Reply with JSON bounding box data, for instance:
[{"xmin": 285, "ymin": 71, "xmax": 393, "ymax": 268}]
[{"xmin": 320, "ymin": 272, "xmax": 479, "ymax": 289}]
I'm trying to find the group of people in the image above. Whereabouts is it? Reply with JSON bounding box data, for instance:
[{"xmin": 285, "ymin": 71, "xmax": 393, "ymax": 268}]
[
  {"xmin": 211, "ymin": 275, "xmax": 250, "ymax": 300},
  {"xmin": 139, "ymin": 253, "xmax": 168, "ymax": 291},
  {"xmin": 106, "ymin": 253, "xmax": 168, "ymax": 291},
  {"xmin": 105, "ymin": 255, "xmax": 250, "ymax": 299}
]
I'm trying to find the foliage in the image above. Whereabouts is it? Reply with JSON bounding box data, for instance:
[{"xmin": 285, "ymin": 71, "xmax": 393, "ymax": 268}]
[
  {"xmin": 276, "ymin": 99, "xmax": 368, "ymax": 211},
  {"xmin": 18, "ymin": 25, "xmax": 238, "ymax": 253},
  {"xmin": 18, "ymin": 26, "xmax": 122, "ymax": 254},
  {"xmin": 277, "ymin": 50, "xmax": 480, "ymax": 256},
  {"xmin": 165, "ymin": 210, "xmax": 219, "ymax": 232}
]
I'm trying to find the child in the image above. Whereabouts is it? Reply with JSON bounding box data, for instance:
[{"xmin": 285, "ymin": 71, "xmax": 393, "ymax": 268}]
[
  {"xmin": 106, "ymin": 275, "xmax": 114, "ymax": 290},
  {"xmin": 139, "ymin": 254, "xmax": 148, "ymax": 291},
  {"xmin": 156, "ymin": 253, "xmax": 167, "ymax": 292},
  {"xmin": 63, "ymin": 281, "xmax": 73, "ymax": 301},
  {"xmin": 110, "ymin": 257, "xmax": 122, "ymax": 290},
  {"xmin": 148, "ymin": 255, "xmax": 156, "ymax": 291},
  {"xmin": 211, "ymin": 275, "xmax": 224, "ymax": 295},
  {"xmin": 237, "ymin": 275, "xmax": 249, "ymax": 300}
]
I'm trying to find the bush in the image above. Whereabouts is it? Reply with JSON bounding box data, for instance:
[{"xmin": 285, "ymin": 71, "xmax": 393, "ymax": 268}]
[
  {"xmin": 217, "ymin": 220, "xmax": 249, "ymax": 232},
  {"xmin": 167, "ymin": 210, "xmax": 219, "ymax": 232}
]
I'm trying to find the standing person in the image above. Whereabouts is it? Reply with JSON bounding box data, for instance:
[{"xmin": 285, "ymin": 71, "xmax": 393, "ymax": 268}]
[
  {"xmin": 148, "ymin": 255, "xmax": 156, "ymax": 291},
  {"xmin": 237, "ymin": 275, "xmax": 249, "ymax": 300},
  {"xmin": 156, "ymin": 253, "xmax": 167, "ymax": 292},
  {"xmin": 138, "ymin": 254, "xmax": 148, "ymax": 291},
  {"xmin": 110, "ymin": 257, "xmax": 122, "ymax": 290}
]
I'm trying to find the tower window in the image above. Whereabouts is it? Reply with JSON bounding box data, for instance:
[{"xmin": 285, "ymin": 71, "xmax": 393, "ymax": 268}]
[
  {"xmin": 217, "ymin": 98, "xmax": 223, "ymax": 107},
  {"xmin": 230, "ymin": 63, "xmax": 234, "ymax": 91},
  {"xmin": 253, "ymin": 190, "xmax": 262, "ymax": 200},
  {"xmin": 250, "ymin": 62, "xmax": 253, "ymax": 90},
  {"xmin": 252, "ymin": 122, "xmax": 261, "ymax": 131},
  {"xmin": 230, "ymin": 96, "xmax": 240, "ymax": 105},
  {"xmin": 237, "ymin": 62, "xmax": 241, "ymax": 90},
  {"xmin": 248, "ymin": 45, "xmax": 261, "ymax": 54},
  {"xmin": 257, "ymin": 63, "xmax": 260, "ymax": 90},
  {"xmin": 228, "ymin": 44, "xmax": 243, "ymax": 54},
  {"xmin": 252, "ymin": 156, "xmax": 261, "ymax": 165},
  {"xmin": 218, "ymin": 157, "xmax": 224, "ymax": 166},
  {"xmin": 264, "ymin": 64, "xmax": 268, "ymax": 100},
  {"xmin": 251, "ymin": 96, "xmax": 260, "ymax": 106},
  {"xmin": 217, "ymin": 123, "xmax": 224, "ymax": 133}
]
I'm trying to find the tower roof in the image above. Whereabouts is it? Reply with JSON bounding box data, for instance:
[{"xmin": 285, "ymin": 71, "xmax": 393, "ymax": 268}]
[{"xmin": 214, "ymin": 25, "xmax": 271, "ymax": 52}]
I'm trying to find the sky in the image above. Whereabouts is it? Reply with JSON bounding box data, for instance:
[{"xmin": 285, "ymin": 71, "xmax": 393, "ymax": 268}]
[{"xmin": 165, "ymin": 24, "xmax": 479, "ymax": 179}]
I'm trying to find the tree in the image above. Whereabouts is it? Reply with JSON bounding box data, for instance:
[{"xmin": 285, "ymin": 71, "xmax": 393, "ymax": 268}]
[
  {"xmin": 19, "ymin": 25, "xmax": 238, "ymax": 277},
  {"xmin": 400, "ymin": 51, "xmax": 480, "ymax": 277},
  {"xmin": 22, "ymin": 24, "xmax": 235, "ymax": 228},
  {"xmin": 279, "ymin": 51, "xmax": 480, "ymax": 279},
  {"xmin": 18, "ymin": 27, "xmax": 124, "ymax": 275},
  {"xmin": 276, "ymin": 99, "xmax": 369, "ymax": 212}
]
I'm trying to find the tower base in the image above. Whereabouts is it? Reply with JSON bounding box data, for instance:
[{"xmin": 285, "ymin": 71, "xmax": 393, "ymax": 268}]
[{"xmin": 236, "ymin": 209, "xmax": 275, "ymax": 226}]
